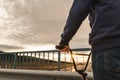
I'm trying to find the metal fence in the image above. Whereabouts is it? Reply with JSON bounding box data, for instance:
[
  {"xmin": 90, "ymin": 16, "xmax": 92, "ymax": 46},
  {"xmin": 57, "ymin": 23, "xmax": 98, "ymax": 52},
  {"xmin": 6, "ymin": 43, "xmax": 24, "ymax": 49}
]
[{"xmin": 0, "ymin": 48, "xmax": 91, "ymax": 72}]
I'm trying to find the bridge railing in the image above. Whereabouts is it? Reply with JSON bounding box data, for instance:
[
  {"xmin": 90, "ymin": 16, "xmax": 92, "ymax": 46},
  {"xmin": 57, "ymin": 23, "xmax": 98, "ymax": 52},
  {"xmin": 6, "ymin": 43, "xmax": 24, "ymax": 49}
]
[
  {"xmin": 0, "ymin": 48, "xmax": 91, "ymax": 72},
  {"xmin": 0, "ymin": 69, "xmax": 93, "ymax": 80}
]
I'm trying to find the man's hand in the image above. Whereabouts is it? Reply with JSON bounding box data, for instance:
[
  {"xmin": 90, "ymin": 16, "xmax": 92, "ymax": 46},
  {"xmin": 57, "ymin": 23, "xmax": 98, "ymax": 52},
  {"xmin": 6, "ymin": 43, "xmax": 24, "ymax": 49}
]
[{"xmin": 55, "ymin": 45, "xmax": 70, "ymax": 52}]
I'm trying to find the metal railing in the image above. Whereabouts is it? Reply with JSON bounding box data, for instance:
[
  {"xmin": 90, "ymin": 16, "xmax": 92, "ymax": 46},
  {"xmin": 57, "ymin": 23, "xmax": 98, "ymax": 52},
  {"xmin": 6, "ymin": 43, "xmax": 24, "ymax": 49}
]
[
  {"xmin": 0, "ymin": 69, "xmax": 93, "ymax": 80},
  {"xmin": 0, "ymin": 48, "xmax": 91, "ymax": 72}
]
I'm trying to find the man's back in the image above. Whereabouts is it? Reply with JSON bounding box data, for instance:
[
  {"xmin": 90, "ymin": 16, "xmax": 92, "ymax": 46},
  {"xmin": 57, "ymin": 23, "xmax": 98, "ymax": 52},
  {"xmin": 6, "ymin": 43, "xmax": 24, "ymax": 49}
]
[{"xmin": 89, "ymin": 0, "xmax": 120, "ymax": 51}]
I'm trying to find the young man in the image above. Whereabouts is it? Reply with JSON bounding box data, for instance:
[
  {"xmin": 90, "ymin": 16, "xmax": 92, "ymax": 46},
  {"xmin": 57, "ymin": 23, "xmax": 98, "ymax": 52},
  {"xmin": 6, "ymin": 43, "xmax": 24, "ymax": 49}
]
[{"xmin": 56, "ymin": 0, "xmax": 120, "ymax": 80}]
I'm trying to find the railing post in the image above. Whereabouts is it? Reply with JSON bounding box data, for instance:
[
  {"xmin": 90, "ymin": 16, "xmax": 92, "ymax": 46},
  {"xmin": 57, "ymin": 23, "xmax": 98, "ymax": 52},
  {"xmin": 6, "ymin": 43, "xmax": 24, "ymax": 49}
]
[
  {"xmin": 13, "ymin": 53, "xmax": 17, "ymax": 69},
  {"xmin": 58, "ymin": 52, "xmax": 61, "ymax": 71},
  {"xmin": 2, "ymin": 55, "xmax": 5, "ymax": 68}
]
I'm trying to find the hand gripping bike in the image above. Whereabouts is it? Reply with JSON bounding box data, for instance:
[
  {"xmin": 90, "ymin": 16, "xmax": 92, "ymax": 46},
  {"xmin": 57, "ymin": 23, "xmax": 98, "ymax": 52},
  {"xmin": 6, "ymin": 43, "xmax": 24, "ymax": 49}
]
[{"xmin": 56, "ymin": 45, "xmax": 91, "ymax": 80}]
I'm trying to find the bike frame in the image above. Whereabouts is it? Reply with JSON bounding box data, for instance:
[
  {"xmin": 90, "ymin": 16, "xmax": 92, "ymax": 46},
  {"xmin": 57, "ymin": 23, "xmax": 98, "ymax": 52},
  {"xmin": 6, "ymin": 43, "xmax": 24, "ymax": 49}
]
[{"xmin": 69, "ymin": 49, "xmax": 91, "ymax": 80}]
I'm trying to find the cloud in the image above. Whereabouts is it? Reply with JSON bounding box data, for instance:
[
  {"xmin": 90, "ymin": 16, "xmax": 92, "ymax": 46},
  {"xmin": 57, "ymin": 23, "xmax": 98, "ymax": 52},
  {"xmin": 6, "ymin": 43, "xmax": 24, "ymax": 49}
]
[
  {"xmin": 0, "ymin": 44, "xmax": 23, "ymax": 51},
  {"xmin": 0, "ymin": 0, "xmax": 91, "ymax": 51}
]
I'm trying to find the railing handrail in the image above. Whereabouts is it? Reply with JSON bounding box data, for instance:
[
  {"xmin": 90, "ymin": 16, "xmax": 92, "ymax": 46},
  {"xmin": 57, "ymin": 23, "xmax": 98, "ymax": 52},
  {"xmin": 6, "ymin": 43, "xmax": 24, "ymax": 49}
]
[
  {"xmin": 0, "ymin": 69, "xmax": 93, "ymax": 80},
  {"xmin": 0, "ymin": 48, "xmax": 91, "ymax": 54}
]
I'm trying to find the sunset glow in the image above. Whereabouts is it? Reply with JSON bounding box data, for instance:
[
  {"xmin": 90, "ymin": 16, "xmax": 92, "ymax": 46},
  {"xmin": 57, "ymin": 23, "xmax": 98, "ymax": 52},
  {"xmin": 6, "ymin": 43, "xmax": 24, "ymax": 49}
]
[{"xmin": 24, "ymin": 44, "xmax": 55, "ymax": 51}]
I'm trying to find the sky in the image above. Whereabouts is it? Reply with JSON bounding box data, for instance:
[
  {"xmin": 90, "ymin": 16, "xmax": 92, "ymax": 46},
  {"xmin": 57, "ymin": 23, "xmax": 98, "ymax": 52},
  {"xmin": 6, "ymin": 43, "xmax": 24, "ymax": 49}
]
[{"xmin": 0, "ymin": 0, "xmax": 91, "ymax": 52}]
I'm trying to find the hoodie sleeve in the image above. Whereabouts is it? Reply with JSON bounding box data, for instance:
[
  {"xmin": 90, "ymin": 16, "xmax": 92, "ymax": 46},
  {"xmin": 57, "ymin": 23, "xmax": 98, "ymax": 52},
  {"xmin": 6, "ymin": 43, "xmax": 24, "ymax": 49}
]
[{"xmin": 59, "ymin": 0, "xmax": 94, "ymax": 45}]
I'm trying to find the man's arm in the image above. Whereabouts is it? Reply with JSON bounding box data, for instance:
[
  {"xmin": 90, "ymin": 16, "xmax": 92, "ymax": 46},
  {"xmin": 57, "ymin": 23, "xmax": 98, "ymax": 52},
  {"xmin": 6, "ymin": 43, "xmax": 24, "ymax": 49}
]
[{"xmin": 59, "ymin": 0, "xmax": 94, "ymax": 46}]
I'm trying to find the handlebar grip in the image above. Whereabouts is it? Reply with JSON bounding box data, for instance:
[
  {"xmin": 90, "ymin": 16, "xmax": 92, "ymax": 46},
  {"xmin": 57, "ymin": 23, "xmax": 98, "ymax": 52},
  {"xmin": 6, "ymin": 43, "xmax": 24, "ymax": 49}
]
[{"xmin": 55, "ymin": 45, "xmax": 65, "ymax": 50}]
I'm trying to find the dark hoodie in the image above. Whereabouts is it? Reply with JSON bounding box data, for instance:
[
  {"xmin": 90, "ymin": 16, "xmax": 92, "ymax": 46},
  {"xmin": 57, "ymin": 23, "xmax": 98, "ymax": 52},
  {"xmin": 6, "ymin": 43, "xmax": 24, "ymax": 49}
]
[{"xmin": 60, "ymin": 0, "xmax": 120, "ymax": 52}]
